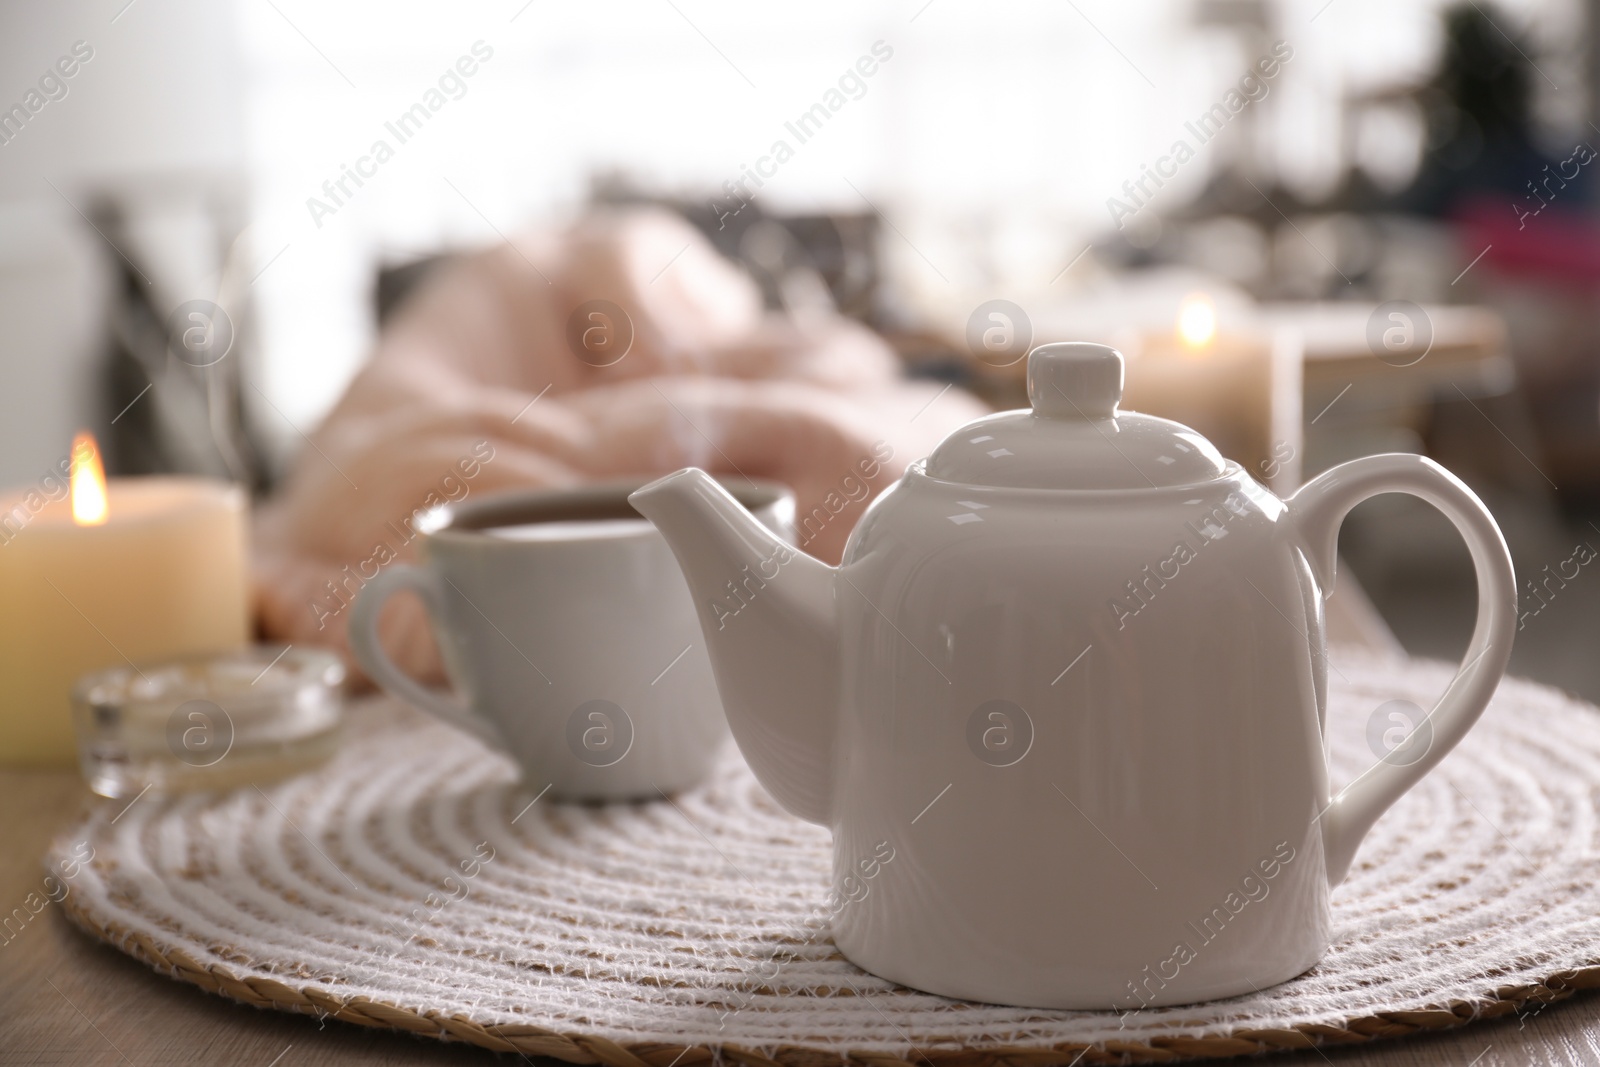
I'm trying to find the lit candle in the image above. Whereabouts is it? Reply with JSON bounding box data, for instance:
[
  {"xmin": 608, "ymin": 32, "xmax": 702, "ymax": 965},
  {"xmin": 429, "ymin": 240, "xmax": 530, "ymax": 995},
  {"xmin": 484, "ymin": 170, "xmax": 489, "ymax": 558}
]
[
  {"xmin": 1121, "ymin": 295, "xmax": 1302, "ymax": 492},
  {"xmin": 0, "ymin": 434, "xmax": 250, "ymax": 767},
  {"xmin": 1177, "ymin": 293, "xmax": 1218, "ymax": 351}
]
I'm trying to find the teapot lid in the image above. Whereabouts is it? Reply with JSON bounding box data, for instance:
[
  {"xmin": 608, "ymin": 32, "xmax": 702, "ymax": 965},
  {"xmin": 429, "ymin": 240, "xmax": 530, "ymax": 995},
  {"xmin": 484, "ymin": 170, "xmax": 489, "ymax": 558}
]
[{"xmin": 924, "ymin": 342, "xmax": 1230, "ymax": 490}]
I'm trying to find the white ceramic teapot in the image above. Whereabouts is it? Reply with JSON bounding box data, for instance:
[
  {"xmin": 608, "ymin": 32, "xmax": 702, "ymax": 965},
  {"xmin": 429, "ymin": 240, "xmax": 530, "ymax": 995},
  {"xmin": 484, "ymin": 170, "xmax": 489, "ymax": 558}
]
[{"xmin": 630, "ymin": 341, "xmax": 1516, "ymax": 1009}]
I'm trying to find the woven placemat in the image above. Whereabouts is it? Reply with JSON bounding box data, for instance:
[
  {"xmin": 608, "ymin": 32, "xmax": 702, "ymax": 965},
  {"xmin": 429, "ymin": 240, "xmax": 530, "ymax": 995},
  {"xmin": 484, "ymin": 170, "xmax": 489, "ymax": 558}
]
[{"xmin": 49, "ymin": 649, "xmax": 1600, "ymax": 1065}]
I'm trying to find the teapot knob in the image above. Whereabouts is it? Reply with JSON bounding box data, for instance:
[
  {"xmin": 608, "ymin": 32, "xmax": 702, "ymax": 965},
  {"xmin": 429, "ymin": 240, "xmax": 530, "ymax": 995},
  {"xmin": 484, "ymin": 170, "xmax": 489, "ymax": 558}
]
[{"xmin": 1027, "ymin": 342, "xmax": 1124, "ymax": 420}]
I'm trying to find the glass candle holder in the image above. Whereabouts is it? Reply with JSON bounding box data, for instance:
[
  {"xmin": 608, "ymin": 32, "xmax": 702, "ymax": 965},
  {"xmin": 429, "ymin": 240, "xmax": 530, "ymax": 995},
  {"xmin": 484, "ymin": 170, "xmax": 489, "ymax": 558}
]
[{"xmin": 72, "ymin": 646, "xmax": 345, "ymax": 798}]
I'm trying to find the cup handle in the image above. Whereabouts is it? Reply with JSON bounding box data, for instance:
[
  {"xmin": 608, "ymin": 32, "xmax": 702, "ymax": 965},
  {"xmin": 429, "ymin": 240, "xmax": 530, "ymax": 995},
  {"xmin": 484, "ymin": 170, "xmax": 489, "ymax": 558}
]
[
  {"xmin": 348, "ymin": 564, "xmax": 506, "ymax": 750},
  {"xmin": 1287, "ymin": 453, "xmax": 1516, "ymax": 886}
]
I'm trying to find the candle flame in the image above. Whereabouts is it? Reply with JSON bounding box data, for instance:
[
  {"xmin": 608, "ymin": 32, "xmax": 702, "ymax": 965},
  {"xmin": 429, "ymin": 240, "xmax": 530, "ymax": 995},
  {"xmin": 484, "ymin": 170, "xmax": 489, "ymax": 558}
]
[
  {"xmin": 1177, "ymin": 294, "xmax": 1217, "ymax": 351},
  {"xmin": 71, "ymin": 431, "xmax": 108, "ymax": 526}
]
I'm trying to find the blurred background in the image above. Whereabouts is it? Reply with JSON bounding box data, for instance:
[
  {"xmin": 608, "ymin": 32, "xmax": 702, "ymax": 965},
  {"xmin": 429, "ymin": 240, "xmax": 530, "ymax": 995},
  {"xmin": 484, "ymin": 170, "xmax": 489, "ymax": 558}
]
[{"xmin": 4, "ymin": 0, "xmax": 1598, "ymax": 697}]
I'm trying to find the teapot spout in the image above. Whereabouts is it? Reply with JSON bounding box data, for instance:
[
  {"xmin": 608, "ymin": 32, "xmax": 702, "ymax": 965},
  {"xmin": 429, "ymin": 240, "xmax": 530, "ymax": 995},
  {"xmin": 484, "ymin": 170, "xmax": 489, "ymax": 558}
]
[{"xmin": 630, "ymin": 469, "xmax": 838, "ymax": 825}]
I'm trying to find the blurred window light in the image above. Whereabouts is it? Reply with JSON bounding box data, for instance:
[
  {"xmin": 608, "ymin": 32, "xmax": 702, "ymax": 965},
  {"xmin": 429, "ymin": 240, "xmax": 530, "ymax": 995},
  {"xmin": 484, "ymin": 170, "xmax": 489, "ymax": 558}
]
[{"xmin": 1355, "ymin": 102, "xmax": 1426, "ymax": 193}]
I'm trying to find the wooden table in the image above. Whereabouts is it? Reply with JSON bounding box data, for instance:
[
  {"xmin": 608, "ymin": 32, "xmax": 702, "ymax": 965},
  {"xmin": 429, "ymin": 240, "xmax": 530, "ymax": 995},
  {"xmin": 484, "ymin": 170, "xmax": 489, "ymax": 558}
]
[
  {"xmin": 0, "ymin": 587, "xmax": 1591, "ymax": 1067},
  {"xmin": 0, "ymin": 767, "xmax": 488, "ymax": 1066},
  {"xmin": 1259, "ymin": 302, "xmax": 1512, "ymax": 403},
  {"xmin": 5, "ymin": 771, "xmax": 1598, "ymax": 1064}
]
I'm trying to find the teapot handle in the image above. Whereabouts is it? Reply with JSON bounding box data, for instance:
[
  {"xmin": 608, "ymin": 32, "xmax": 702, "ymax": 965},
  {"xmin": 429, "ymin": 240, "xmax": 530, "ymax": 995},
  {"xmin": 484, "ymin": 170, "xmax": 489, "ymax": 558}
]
[{"xmin": 1286, "ymin": 453, "xmax": 1516, "ymax": 886}]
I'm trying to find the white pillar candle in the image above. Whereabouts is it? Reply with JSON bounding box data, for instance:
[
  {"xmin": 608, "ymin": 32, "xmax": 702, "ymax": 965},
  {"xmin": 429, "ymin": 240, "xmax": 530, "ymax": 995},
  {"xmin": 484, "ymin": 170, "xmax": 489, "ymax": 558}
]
[
  {"xmin": 1121, "ymin": 296, "xmax": 1303, "ymax": 493},
  {"xmin": 0, "ymin": 435, "xmax": 249, "ymax": 767}
]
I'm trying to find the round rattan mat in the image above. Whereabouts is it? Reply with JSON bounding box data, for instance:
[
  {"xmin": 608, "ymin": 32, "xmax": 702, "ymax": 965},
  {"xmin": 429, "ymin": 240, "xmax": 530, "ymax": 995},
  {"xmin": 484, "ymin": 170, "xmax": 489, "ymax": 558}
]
[{"xmin": 50, "ymin": 650, "xmax": 1600, "ymax": 1065}]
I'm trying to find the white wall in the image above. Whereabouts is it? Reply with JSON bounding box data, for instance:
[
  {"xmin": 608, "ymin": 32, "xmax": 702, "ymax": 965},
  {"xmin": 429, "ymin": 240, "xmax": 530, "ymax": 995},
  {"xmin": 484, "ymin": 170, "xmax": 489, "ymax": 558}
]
[{"xmin": 0, "ymin": 0, "xmax": 245, "ymax": 488}]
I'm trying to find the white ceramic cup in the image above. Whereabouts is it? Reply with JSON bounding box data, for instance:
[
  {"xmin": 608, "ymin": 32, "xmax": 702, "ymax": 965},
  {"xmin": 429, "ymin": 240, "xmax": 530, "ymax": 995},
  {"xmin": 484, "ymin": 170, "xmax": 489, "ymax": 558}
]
[{"xmin": 349, "ymin": 478, "xmax": 794, "ymax": 801}]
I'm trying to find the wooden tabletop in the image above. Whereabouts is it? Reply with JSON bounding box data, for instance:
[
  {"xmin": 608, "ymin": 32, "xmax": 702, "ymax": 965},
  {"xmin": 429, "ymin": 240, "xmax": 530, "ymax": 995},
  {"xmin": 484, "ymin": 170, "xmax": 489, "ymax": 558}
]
[
  {"xmin": 0, "ymin": 580, "xmax": 1580, "ymax": 1065},
  {"xmin": 0, "ymin": 765, "xmax": 1596, "ymax": 1066}
]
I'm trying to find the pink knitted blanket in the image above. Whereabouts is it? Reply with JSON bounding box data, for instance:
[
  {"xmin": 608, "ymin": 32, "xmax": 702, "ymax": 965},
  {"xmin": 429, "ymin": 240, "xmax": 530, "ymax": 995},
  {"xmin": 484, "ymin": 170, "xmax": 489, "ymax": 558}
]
[{"xmin": 254, "ymin": 209, "xmax": 985, "ymax": 682}]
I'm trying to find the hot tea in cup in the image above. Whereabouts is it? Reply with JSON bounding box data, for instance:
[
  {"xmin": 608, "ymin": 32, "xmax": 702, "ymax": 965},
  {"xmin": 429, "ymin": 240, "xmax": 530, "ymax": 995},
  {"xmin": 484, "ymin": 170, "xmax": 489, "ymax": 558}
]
[{"xmin": 350, "ymin": 478, "xmax": 794, "ymax": 801}]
